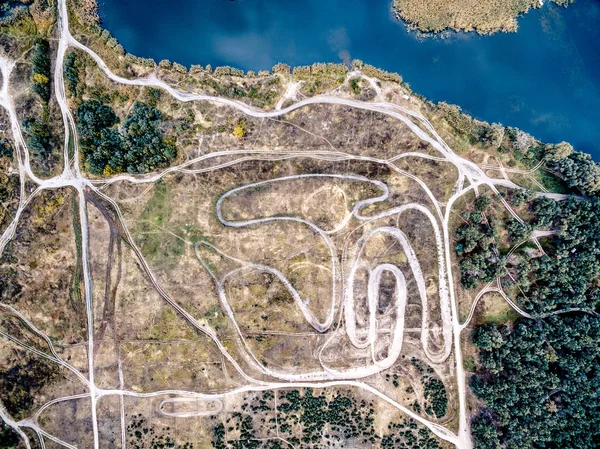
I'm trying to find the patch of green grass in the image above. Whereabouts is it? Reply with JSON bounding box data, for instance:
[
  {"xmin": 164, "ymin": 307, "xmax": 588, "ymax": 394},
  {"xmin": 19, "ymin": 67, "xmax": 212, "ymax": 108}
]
[
  {"xmin": 519, "ymin": 241, "xmax": 538, "ymax": 250},
  {"xmin": 134, "ymin": 181, "xmax": 185, "ymax": 270},
  {"xmin": 482, "ymin": 306, "xmax": 520, "ymax": 325},
  {"xmin": 140, "ymin": 307, "xmax": 196, "ymax": 341},
  {"xmin": 535, "ymin": 169, "xmax": 570, "ymax": 194},
  {"xmin": 463, "ymin": 358, "xmax": 476, "ymax": 371},
  {"xmin": 67, "ymin": 133, "xmax": 75, "ymax": 160},
  {"xmin": 180, "ymin": 223, "xmax": 212, "ymax": 244},
  {"xmin": 70, "ymin": 195, "xmax": 84, "ymax": 320}
]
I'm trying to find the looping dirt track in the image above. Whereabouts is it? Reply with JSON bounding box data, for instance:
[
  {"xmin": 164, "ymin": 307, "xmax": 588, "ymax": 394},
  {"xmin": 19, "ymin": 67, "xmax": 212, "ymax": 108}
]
[{"xmin": 0, "ymin": 1, "xmax": 566, "ymax": 447}]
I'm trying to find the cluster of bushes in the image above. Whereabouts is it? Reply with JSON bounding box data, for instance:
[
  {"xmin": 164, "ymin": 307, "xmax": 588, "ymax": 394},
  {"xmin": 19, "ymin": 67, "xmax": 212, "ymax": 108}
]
[
  {"xmin": 212, "ymin": 65, "xmax": 245, "ymax": 77},
  {"xmin": 0, "ymin": 355, "xmax": 60, "ymax": 420},
  {"xmin": 434, "ymin": 103, "xmax": 546, "ymax": 164},
  {"xmin": 127, "ymin": 414, "xmax": 192, "ymax": 449},
  {"xmin": 423, "ymin": 378, "xmax": 448, "ymax": 418},
  {"xmin": 0, "ymin": 1, "xmax": 28, "ymax": 26},
  {"xmin": 361, "ymin": 64, "xmax": 402, "ymax": 83},
  {"xmin": 97, "ymin": 28, "xmax": 125, "ymax": 56},
  {"xmin": 22, "ymin": 116, "xmax": 52, "ymax": 159},
  {"xmin": 272, "ymin": 63, "xmax": 291, "ymax": 75},
  {"xmin": 157, "ymin": 59, "xmax": 187, "ymax": 74},
  {"xmin": 385, "ymin": 372, "xmax": 400, "ymax": 387},
  {"xmin": 454, "ymin": 195, "xmax": 506, "ymax": 289},
  {"xmin": 189, "ymin": 64, "xmax": 206, "ymax": 75},
  {"xmin": 64, "ymin": 52, "xmax": 81, "ymax": 97},
  {"xmin": 291, "ymin": 62, "xmax": 349, "ymax": 78},
  {"xmin": 311, "ymin": 62, "xmax": 348, "ymax": 75},
  {"xmin": 212, "ymin": 396, "xmax": 279, "ymax": 449},
  {"xmin": 278, "ymin": 389, "xmax": 376, "ymax": 445},
  {"xmin": 192, "ymin": 64, "xmax": 274, "ymax": 78},
  {"xmin": 291, "ymin": 65, "xmax": 313, "ymax": 77},
  {"xmin": 75, "ymin": 99, "xmax": 176, "ymax": 174},
  {"xmin": 381, "ymin": 419, "xmax": 441, "ymax": 449},
  {"xmin": 196, "ymin": 75, "xmax": 280, "ymax": 108},
  {"xmin": 210, "ymin": 388, "xmax": 443, "ymax": 448},
  {"xmin": 408, "ymin": 357, "xmax": 448, "ymax": 419},
  {"xmin": 31, "ymin": 38, "xmax": 51, "ymax": 103},
  {"xmin": 352, "ymin": 60, "xmax": 403, "ymax": 83},
  {"xmin": 0, "ymin": 420, "xmax": 19, "ymax": 448},
  {"xmin": 0, "ymin": 139, "xmax": 15, "ymax": 218},
  {"xmin": 506, "ymin": 216, "xmax": 532, "ymax": 242},
  {"xmin": 0, "ymin": 138, "xmax": 12, "ymax": 160},
  {"xmin": 123, "ymin": 53, "xmax": 156, "ymax": 68},
  {"xmin": 213, "ymin": 387, "xmax": 445, "ymax": 449},
  {"xmin": 436, "ymin": 103, "xmax": 513, "ymax": 150},
  {"xmin": 553, "ymin": 0, "xmax": 576, "ymax": 6},
  {"xmin": 169, "ymin": 69, "xmax": 279, "ymax": 106}
]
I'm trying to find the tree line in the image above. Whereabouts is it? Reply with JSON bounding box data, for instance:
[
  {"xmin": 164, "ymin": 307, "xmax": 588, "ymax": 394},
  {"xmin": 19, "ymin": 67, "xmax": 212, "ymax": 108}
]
[
  {"xmin": 75, "ymin": 99, "xmax": 176, "ymax": 175},
  {"xmin": 22, "ymin": 38, "xmax": 54, "ymax": 168}
]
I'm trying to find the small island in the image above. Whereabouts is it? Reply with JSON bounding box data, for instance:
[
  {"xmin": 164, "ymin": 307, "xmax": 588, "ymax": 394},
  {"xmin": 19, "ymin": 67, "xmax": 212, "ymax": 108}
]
[{"xmin": 393, "ymin": 0, "xmax": 575, "ymax": 34}]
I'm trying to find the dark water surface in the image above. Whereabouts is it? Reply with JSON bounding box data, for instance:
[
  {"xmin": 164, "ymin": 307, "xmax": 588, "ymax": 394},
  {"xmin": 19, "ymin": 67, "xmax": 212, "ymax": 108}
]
[{"xmin": 99, "ymin": 0, "xmax": 600, "ymax": 157}]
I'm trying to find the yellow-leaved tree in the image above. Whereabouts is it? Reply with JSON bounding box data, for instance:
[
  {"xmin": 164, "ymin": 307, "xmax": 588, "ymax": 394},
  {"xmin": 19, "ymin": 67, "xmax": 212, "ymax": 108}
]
[
  {"xmin": 233, "ymin": 119, "xmax": 246, "ymax": 138},
  {"xmin": 33, "ymin": 73, "xmax": 49, "ymax": 84}
]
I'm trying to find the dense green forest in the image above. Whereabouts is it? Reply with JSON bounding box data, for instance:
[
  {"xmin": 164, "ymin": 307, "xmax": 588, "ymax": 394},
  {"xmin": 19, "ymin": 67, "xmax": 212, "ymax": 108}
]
[
  {"xmin": 467, "ymin": 153, "xmax": 600, "ymax": 448},
  {"xmin": 471, "ymin": 313, "xmax": 600, "ymax": 449},
  {"xmin": 515, "ymin": 196, "xmax": 600, "ymax": 314},
  {"xmin": 75, "ymin": 99, "xmax": 176, "ymax": 174},
  {"xmin": 545, "ymin": 142, "xmax": 600, "ymax": 196}
]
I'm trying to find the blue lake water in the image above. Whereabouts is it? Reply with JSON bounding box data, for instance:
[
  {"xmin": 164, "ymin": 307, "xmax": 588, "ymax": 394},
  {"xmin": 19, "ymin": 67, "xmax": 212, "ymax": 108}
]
[{"xmin": 98, "ymin": 0, "xmax": 600, "ymax": 158}]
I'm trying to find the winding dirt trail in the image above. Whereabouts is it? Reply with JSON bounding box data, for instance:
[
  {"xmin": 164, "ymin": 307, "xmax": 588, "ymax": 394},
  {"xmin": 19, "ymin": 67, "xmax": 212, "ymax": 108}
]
[{"xmin": 0, "ymin": 1, "xmax": 571, "ymax": 447}]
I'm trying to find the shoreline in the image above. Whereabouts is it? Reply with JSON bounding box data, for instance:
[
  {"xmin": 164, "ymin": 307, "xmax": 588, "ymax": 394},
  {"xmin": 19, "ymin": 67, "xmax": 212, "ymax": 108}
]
[{"xmin": 87, "ymin": 0, "xmax": 600, "ymax": 159}]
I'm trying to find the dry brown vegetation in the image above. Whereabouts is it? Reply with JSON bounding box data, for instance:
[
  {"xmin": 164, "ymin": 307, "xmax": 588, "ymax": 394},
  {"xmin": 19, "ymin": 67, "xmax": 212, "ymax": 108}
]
[
  {"xmin": 98, "ymin": 142, "xmax": 460, "ymax": 410},
  {"xmin": 0, "ymin": 188, "xmax": 85, "ymax": 345},
  {"xmin": 395, "ymin": 0, "xmax": 540, "ymax": 34}
]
